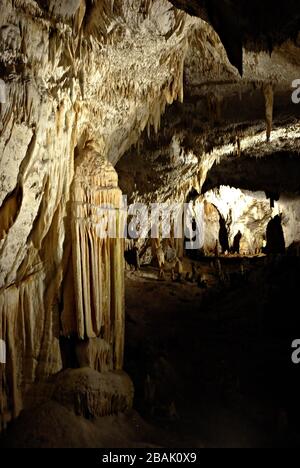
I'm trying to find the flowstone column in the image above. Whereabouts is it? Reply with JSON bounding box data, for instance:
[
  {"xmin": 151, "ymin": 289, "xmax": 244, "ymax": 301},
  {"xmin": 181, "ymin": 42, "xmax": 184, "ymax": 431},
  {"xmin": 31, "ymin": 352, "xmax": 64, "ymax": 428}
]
[
  {"xmin": 53, "ymin": 143, "xmax": 133, "ymax": 418},
  {"xmin": 62, "ymin": 143, "xmax": 125, "ymax": 371}
]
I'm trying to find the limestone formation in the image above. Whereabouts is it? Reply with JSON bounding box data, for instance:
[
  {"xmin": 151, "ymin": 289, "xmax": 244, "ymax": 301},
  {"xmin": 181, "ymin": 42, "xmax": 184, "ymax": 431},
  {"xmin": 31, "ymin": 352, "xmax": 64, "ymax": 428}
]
[
  {"xmin": 0, "ymin": 0, "xmax": 197, "ymax": 427},
  {"xmin": 263, "ymin": 83, "xmax": 274, "ymax": 142},
  {"xmin": 0, "ymin": 0, "xmax": 300, "ymax": 437},
  {"xmin": 65, "ymin": 144, "xmax": 125, "ymax": 368},
  {"xmin": 76, "ymin": 338, "xmax": 112, "ymax": 373},
  {"xmin": 53, "ymin": 368, "xmax": 134, "ymax": 418}
]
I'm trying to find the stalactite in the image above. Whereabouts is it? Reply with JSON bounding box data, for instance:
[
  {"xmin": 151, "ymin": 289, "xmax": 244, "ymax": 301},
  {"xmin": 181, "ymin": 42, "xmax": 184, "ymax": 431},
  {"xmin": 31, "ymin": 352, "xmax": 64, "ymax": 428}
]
[
  {"xmin": 207, "ymin": 92, "xmax": 222, "ymax": 124},
  {"xmin": 263, "ymin": 82, "xmax": 274, "ymax": 142},
  {"xmin": 0, "ymin": 273, "xmax": 62, "ymax": 429},
  {"xmin": 62, "ymin": 142, "xmax": 125, "ymax": 370}
]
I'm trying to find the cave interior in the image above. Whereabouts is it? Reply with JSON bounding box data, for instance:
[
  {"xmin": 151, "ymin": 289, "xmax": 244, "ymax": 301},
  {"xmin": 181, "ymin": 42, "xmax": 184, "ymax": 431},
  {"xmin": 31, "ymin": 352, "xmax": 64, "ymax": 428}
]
[{"xmin": 0, "ymin": 0, "xmax": 300, "ymax": 449}]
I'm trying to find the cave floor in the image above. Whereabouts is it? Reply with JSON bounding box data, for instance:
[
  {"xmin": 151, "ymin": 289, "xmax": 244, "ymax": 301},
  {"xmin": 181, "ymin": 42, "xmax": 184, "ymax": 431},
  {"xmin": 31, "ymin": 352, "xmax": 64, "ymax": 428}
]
[
  {"xmin": 124, "ymin": 256, "xmax": 300, "ymax": 448},
  {"xmin": 2, "ymin": 255, "xmax": 300, "ymax": 448}
]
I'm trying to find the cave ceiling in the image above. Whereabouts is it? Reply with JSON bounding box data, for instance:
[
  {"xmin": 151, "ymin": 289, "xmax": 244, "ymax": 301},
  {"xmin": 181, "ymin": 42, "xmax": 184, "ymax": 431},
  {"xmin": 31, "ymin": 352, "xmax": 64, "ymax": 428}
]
[
  {"xmin": 169, "ymin": 0, "xmax": 300, "ymax": 74},
  {"xmin": 114, "ymin": 0, "xmax": 300, "ymax": 204}
]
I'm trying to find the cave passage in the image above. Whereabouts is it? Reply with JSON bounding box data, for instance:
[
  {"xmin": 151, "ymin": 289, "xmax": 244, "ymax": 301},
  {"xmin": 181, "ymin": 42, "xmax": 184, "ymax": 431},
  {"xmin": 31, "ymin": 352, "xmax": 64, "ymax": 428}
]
[
  {"xmin": 1, "ymin": 0, "xmax": 300, "ymax": 450},
  {"xmin": 122, "ymin": 171, "xmax": 300, "ymax": 448}
]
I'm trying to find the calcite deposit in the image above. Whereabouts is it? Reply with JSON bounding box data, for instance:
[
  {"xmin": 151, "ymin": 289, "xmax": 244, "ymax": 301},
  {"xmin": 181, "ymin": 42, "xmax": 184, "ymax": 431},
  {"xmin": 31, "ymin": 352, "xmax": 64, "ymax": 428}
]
[{"xmin": 0, "ymin": 0, "xmax": 300, "ymax": 438}]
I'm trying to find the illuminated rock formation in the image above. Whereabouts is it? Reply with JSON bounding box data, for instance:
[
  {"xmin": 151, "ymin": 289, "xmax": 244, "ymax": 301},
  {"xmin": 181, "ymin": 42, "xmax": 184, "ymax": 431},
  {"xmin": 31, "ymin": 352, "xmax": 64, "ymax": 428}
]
[
  {"xmin": 63, "ymin": 142, "xmax": 125, "ymax": 369},
  {"xmin": 0, "ymin": 0, "xmax": 300, "ymax": 436}
]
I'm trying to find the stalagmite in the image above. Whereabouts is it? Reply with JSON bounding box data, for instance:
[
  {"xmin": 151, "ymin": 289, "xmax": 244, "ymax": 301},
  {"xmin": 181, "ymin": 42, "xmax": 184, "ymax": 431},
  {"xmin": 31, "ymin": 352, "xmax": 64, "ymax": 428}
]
[
  {"xmin": 53, "ymin": 368, "xmax": 134, "ymax": 418},
  {"xmin": 235, "ymin": 135, "xmax": 241, "ymax": 157}
]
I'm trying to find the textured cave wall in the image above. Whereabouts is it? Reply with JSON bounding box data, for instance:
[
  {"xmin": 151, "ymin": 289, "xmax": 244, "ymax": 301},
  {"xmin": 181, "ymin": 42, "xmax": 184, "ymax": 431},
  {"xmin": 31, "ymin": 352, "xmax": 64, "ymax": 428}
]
[
  {"xmin": 117, "ymin": 98, "xmax": 300, "ymax": 254},
  {"xmin": 202, "ymin": 187, "xmax": 273, "ymax": 255},
  {"xmin": 201, "ymin": 153, "xmax": 300, "ymax": 251},
  {"xmin": 200, "ymin": 187, "xmax": 300, "ymax": 255},
  {"xmin": 116, "ymin": 18, "xmax": 300, "ymax": 210},
  {"xmin": 0, "ymin": 0, "xmax": 206, "ymax": 429},
  {"xmin": 116, "ymin": 21, "xmax": 300, "ymax": 260},
  {"xmin": 118, "ymin": 125, "xmax": 300, "ymax": 259}
]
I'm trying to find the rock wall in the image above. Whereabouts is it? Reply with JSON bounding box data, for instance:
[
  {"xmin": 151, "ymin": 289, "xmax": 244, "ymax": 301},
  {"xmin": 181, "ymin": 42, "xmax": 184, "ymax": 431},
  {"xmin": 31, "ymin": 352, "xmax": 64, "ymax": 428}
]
[
  {"xmin": 0, "ymin": 0, "xmax": 200, "ymax": 428},
  {"xmin": 203, "ymin": 187, "xmax": 273, "ymax": 254},
  {"xmin": 202, "ymin": 187, "xmax": 300, "ymax": 255}
]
